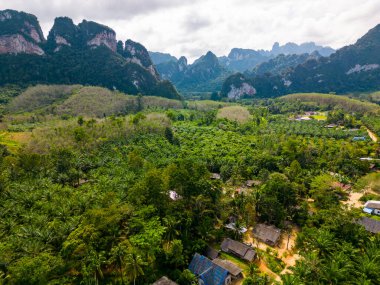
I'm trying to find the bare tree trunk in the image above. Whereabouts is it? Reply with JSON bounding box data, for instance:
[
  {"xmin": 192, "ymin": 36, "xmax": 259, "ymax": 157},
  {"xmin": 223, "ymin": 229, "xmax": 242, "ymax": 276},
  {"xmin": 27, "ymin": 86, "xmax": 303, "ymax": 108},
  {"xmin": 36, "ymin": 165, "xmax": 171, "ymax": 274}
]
[{"xmin": 287, "ymin": 233, "xmax": 291, "ymax": 250}]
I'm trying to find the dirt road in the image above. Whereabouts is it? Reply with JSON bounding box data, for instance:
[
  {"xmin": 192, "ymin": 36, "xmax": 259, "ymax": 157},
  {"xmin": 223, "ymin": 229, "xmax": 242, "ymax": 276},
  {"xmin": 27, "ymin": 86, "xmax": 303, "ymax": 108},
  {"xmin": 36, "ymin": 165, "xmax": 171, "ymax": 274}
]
[{"xmin": 366, "ymin": 128, "xmax": 378, "ymax": 142}]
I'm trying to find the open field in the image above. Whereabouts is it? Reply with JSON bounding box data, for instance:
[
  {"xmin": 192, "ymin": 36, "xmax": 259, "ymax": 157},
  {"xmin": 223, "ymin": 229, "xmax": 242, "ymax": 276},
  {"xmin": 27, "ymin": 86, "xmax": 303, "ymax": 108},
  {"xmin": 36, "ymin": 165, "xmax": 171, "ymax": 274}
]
[{"xmin": 281, "ymin": 93, "xmax": 380, "ymax": 113}]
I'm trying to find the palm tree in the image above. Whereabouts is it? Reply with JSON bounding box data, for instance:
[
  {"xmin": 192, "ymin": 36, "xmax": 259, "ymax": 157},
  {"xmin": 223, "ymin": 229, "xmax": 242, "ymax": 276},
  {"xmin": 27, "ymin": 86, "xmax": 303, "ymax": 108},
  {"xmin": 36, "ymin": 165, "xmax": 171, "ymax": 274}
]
[
  {"xmin": 320, "ymin": 252, "xmax": 353, "ymax": 285},
  {"xmin": 163, "ymin": 217, "xmax": 180, "ymax": 249},
  {"xmin": 281, "ymin": 274, "xmax": 302, "ymax": 285},
  {"xmin": 125, "ymin": 247, "xmax": 146, "ymax": 285},
  {"xmin": 109, "ymin": 243, "xmax": 127, "ymax": 284},
  {"xmin": 247, "ymin": 263, "xmax": 259, "ymax": 278}
]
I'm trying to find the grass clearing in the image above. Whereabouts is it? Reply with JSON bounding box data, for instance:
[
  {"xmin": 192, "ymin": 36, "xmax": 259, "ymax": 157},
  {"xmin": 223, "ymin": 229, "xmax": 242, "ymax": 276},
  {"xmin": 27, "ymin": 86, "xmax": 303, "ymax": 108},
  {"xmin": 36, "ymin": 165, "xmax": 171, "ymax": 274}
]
[
  {"xmin": 219, "ymin": 252, "xmax": 249, "ymax": 274},
  {"xmin": 217, "ymin": 106, "xmax": 251, "ymax": 123},
  {"xmin": 311, "ymin": 114, "xmax": 327, "ymax": 120},
  {"xmin": 188, "ymin": 100, "xmax": 231, "ymax": 111},
  {"xmin": 0, "ymin": 131, "xmax": 31, "ymax": 152},
  {"xmin": 281, "ymin": 93, "xmax": 380, "ymax": 113}
]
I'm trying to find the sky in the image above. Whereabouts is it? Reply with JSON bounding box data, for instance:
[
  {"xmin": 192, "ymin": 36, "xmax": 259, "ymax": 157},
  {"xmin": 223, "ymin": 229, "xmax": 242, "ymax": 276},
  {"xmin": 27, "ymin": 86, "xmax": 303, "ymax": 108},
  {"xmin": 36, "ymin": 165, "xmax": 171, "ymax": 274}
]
[{"xmin": 1, "ymin": 0, "xmax": 380, "ymax": 62}]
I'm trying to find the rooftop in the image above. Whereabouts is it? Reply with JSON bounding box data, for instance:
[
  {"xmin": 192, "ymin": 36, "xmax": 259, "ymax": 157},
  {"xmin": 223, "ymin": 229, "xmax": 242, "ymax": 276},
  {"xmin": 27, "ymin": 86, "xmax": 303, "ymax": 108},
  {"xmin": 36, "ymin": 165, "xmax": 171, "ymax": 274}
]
[
  {"xmin": 364, "ymin": 200, "xmax": 380, "ymax": 210},
  {"xmin": 253, "ymin": 224, "xmax": 281, "ymax": 246},
  {"xmin": 221, "ymin": 238, "xmax": 256, "ymax": 262},
  {"xmin": 211, "ymin": 173, "xmax": 221, "ymax": 180},
  {"xmin": 206, "ymin": 246, "xmax": 219, "ymax": 260},
  {"xmin": 189, "ymin": 253, "xmax": 229, "ymax": 285},
  {"xmin": 153, "ymin": 277, "xmax": 178, "ymax": 285},
  {"xmin": 212, "ymin": 258, "xmax": 243, "ymax": 277},
  {"xmin": 357, "ymin": 217, "xmax": 380, "ymax": 234}
]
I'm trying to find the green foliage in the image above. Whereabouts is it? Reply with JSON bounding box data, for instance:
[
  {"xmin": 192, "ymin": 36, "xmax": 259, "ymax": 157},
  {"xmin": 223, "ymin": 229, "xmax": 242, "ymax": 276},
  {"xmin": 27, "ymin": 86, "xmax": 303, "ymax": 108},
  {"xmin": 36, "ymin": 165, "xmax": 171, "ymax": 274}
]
[
  {"xmin": 177, "ymin": 269, "xmax": 196, "ymax": 285},
  {"xmin": 281, "ymin": 93, "xmax": 380, "ymax": 114},
  {"xmin": 8, "ymin": 85, "xmax": 78, "ymax": 113},
  {"xmin": 359, "ymin": 193, "xmax": 380, "ymax": 202},
  {"xmin": 8, "ymin": 253, "xmax": 64, "ymax": 285},
  {"xmin": 362, "ymin": 115, "xmax": 380, "ymax": 137},
  {"xmin": 355, "ymin": 173, "xmax": 380, "ymax": 193},
  {"xmin": 293, "ymin": 208, "xmax": 379, "ymax": 284},
  {"xmin": 258, "ymin": 173, "xmax": 297, "ymax": 226},
  {"xmin": 5, "ymin": 85, "xmax": 184, "ymax": 118},
  {"xmin": 0, "ymin": 47, "xmax": 181, "ymax": 100},
  {"xmin": 0, "ymin": 98, "xmax": 379, "ymax": 283}
]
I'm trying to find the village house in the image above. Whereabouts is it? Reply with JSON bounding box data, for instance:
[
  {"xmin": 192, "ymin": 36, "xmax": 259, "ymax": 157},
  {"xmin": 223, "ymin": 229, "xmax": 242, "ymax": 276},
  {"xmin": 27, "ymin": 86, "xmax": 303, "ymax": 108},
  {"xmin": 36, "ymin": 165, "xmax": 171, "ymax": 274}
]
[
  {"xmin": 169, "ymin": 190, "xmax": 182, "ymax": 201},
  {"xmin": 363, "ymin": 200, "xmax": 380, "ymax": 216},
  {"xmin": 152, "ymin": 276, "xmax": 178, "ymax": 285},
  {"xmin": 220, "ymin": 238, "xmax": 256, "ymax": 262},
  {"xmin": 360, "ymin": 157, "xmax": 375, "ymax": 161},
  {"xmin": 245, "ymin": 180, "xmax": 262, "ymax": 187},
  {"xmin": 352, "ymin": 136, "xmax": 366, "ymax": 141},
  {"xmin": 189, "ymin": 253, "xmax": 243, "ymax": 285},
  {"xmin": 357, "ymin": 217, "xmax": 380, "ymax": 234},
  {"xmin": 212, "ymin": 258, "xmax": 243, "ymax": 279},
  {"xmin": 253, "ymin": 224, "xmax": 281, "ymax": 246},
  {"xmin": 331, "ymin": 181, "xmax": 351, "ymax": 191},
  {"xmin": 210, "ymin": 173, "xmax": 221, "ymax": 180},
  {"xmin": 225, "ymin": 223, "xmax": 248, "ymax": 234}
]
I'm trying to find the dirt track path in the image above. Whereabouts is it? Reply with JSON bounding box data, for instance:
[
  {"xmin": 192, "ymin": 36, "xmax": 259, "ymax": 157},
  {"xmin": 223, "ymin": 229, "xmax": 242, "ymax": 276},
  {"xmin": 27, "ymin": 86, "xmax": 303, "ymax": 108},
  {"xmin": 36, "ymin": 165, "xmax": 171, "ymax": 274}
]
[
  {"xmin": 343, "ymin": 192, "xmax": 364, "ymax": 208},
  {"xmin": 244, "ymin": 227, "xmax": 301, "ymax": 283},
  {"xmin": 366, "ymin": 128, "xmax": 378, "ymax": 142},
  {"xmin": 258, "ymin": 260, "xmax": 281, "ymax": 282}
]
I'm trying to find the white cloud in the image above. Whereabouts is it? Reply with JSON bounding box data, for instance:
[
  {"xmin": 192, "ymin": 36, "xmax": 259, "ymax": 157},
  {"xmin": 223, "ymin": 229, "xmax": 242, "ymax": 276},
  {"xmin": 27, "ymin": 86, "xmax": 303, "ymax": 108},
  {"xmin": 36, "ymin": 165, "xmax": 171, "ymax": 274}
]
[{"xmin": 1, "ymin": 0, "xmax": 379, "ymax": 62}]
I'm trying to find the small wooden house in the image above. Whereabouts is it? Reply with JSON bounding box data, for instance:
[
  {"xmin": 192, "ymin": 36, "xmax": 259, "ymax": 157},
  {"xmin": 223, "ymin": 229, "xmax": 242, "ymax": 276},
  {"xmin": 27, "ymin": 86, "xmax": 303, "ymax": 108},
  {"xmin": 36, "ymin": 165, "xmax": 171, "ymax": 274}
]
[
  {"xmin": 210, "ymin": 173, "xmax": 221, "ymax": 180},
  {"xmin": 253, "ymin": 224, "xmax": 281, "ymax": 246},
  {"xmin": 220, "ymin": 238, "xmax": 256, "ymax": 262},
  {"xmin": 363, "ymin": 201, "xmax": 380, "ymax": 216},
  {"xmin": 152, "ymin": 277, "xmax": 178, "ymax": 285},
  {"xmin": 357, "ymin": 217, "xmax": 380, "ymax": 234}
]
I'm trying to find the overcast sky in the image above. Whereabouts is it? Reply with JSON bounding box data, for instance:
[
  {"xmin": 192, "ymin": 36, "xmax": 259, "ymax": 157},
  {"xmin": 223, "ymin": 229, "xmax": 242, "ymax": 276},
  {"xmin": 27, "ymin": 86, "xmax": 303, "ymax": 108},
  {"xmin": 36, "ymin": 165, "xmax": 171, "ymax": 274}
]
[{"xmin": 1, "ymin": 0, "xmax": 380, "ymax": 62}]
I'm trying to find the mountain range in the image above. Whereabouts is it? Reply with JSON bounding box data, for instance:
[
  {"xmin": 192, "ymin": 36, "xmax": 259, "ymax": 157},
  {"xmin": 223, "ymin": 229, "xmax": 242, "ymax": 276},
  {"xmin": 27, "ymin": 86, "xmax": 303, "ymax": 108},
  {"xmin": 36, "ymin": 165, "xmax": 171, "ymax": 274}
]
[
  {"xmin": 0, "ymin": 9, "xmax": 180, "ymax": 100},
  {"xmin": 221, "ymin": 24, "xmax": 380, "ymax": 99},
  {"xmin": 0, "ymin": 9, "xmax": 379, "ymax": 100},
  {"xmin": 150, "ymin": 42, "xmax": 335, "ymax": 93},
  {"xmin": 154, "ymin": 51, "xmax": 231, "ymax": 92}
]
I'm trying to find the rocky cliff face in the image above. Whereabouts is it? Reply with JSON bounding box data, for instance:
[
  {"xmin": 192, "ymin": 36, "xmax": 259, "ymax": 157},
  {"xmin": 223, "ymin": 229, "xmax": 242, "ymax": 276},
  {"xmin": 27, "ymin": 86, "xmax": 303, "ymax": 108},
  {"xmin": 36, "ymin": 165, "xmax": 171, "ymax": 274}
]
[
  {"xmin": 178, "ymin": 56, "xmax": 188, "ymax": 72},
  {"xmin": 0, "ymin": 34, "xmax": 44, "ymax": 55},
  {"xmin": 123, "ymin": 39, "xmax": 159, "ymax": 78},
  {"xmin": 47, "ymin": 17, "xmax": 77, "ymax": 51},
  {"xmin": 86, "ymin": 30, "xmax": 116, "ymax": 51},
  {"xmin": 0, "ymin": 9, "xmax": 180, "ymax": 100},
  {"xmin": 0, "ymin": 9, "xmax": 45, "ymax": 55},
  {"xmin": 79, "ymin": 20, "xmax": 117, "ymax": 52},
  {"xmin": 47, "ymin": 18, "xmax": 117, "ymax": 52}
]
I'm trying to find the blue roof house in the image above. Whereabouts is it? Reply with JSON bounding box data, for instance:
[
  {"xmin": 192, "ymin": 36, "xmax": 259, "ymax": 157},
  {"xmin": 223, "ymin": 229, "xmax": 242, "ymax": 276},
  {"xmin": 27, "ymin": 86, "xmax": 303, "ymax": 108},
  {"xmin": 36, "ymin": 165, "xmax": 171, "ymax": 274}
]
[
  {"xmin": 189, "ymin": 253, "xmax": 232, "ymax": 285},
  {"xmin": 352, "ymin": 136, "xmax": 366, "ymax": 142}
]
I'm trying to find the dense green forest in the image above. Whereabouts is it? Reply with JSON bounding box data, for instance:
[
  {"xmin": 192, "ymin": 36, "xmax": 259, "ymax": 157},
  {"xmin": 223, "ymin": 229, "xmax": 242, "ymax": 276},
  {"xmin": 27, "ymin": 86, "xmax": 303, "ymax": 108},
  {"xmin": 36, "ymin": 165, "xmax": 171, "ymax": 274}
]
[{"xmin": 0, "ymin": 85, "xmax": 380, "ymax": 284}]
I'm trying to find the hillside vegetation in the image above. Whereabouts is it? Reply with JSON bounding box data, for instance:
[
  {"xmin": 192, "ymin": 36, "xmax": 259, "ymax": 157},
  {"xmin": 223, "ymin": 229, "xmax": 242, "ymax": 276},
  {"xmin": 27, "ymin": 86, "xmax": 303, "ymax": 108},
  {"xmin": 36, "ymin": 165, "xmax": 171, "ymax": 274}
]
[
  {"xmin": 4, "ymin": 85, "xmax": 238, "ymax": 119},
  {"xmin": 6, "ymin": 85, "xmax": 185, "ymax": 117},
  {"xmin": 8, "ymin": 85, "xmax": 80, "ymax": 112},
  {"xmin": 280, "ymin": 93, "xmax": 380, "ymax": 113}
]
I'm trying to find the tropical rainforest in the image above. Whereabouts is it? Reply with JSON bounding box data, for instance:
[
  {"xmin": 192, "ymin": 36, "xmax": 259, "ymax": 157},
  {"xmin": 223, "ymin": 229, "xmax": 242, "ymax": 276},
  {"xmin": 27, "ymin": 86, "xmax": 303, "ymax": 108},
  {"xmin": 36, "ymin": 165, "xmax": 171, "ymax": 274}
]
[{"xmin": 0, "ymin": 85, "xmax": 379, "ymax": 285}]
